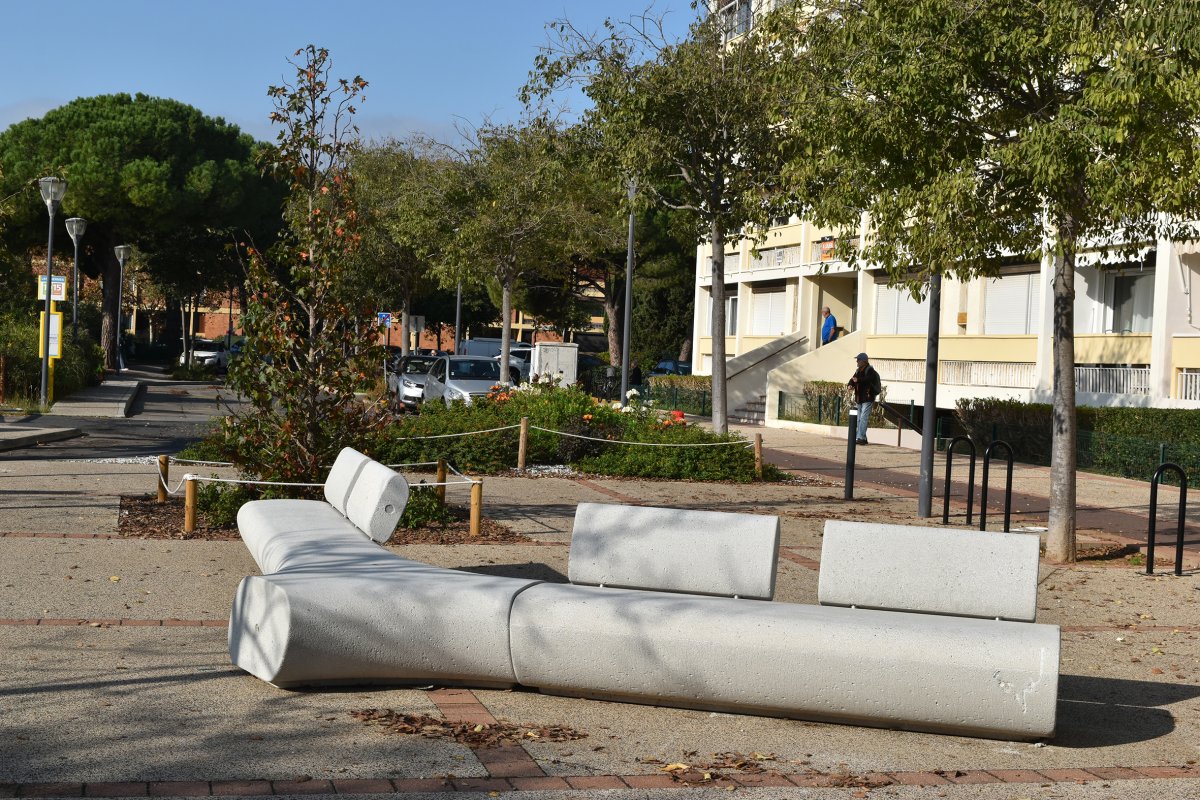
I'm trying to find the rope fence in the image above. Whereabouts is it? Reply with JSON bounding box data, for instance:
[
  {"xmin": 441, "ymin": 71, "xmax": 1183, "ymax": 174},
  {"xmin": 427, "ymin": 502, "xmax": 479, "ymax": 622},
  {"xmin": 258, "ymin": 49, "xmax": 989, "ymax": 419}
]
[{"xmin": 155, "ymin": 415, "xmax": 765, "ymax": 535}]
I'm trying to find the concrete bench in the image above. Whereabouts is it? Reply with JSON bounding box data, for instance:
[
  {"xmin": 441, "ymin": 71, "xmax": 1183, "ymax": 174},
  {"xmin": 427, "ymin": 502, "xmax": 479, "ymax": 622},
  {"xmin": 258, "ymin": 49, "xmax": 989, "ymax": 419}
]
[
  {"xmin": 818, "ymin": 520, "xmax": 1041, "ymax": 621},
  {"xmin": 568, "ymin": 502, "xmax": 780, "ymax": 599},
  {"xmin": 227, "ymin": 454, "xmax": 1059, "ymax": 740}
]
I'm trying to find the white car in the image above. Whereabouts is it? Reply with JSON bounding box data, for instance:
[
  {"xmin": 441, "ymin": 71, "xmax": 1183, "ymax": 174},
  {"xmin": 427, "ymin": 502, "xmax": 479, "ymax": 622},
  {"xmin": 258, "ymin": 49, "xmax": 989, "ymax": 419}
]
[{"xmin": 179, "ymin": 339, "xmax": 230, "ymax": 370}]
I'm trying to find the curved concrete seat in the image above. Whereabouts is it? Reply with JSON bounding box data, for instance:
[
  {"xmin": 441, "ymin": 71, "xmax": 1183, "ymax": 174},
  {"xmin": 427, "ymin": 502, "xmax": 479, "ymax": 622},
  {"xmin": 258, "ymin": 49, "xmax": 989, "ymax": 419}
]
[{"xmin": 509, "ymin": 583, "xmax": 1059, "ymax": 740}]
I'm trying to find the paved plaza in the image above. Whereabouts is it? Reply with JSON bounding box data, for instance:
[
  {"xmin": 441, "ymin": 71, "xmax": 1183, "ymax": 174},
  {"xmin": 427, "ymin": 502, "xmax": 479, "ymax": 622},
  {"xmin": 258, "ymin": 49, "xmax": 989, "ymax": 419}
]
[{"xmin": 0, "ymin": 374, "xmax": 1197, "ymax": 798}]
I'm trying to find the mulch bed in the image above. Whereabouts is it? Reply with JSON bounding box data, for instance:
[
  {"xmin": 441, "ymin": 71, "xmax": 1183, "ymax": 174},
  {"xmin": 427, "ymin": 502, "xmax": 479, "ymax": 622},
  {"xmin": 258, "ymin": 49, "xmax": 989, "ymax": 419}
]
[{"xmin": 117, "ymin": 494, "xmax": 528, "ymax": 544}]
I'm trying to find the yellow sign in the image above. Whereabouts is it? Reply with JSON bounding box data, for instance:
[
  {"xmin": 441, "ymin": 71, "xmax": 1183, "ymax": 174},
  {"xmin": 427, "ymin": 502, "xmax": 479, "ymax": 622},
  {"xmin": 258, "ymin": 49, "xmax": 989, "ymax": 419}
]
[{"xmin": 39, "ymin": 309, "xmax": 63, "ymax": 359}]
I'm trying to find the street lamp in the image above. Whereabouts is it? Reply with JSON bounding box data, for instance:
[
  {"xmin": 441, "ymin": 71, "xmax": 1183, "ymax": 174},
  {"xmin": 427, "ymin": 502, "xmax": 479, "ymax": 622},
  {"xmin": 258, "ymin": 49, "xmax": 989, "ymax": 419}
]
[
  {"xmin": 114, "ymin": 244, "xmax": 132, "ymax": 373},
  {"xmin": 38, "ymin": 177, "xmax": 67, "ymax": 408},
  {"xmin": 64, "ymin": 217, "xmax": 87, "ymax": 341},
  {"xmin": 619, "ymin": 178, "xmax": 636, "ymax": 406}
]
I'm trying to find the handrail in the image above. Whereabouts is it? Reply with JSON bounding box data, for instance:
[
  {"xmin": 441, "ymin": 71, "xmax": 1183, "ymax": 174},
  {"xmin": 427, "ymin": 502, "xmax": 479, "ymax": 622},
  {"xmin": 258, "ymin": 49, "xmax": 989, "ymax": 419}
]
[
  {"xmin": 942, "ymin": 436, "xmax": 977, "ymax": 526},
  {"xmin": 878, "ymin": 400, "xmax": 923, "ymax": 436},
  {"xmin": 1147, "ymin": 463, "xmax": 1188, "ymax": 576},
  {"xmin": 979, "ymin": 440, "xmax": 1014, "ymax": 533}
]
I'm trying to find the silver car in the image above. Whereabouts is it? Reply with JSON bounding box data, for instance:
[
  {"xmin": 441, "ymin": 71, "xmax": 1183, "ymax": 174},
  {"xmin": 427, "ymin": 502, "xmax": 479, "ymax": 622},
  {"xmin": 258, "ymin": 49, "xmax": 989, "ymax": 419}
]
[
  {"xmin": 422, "ymin": 356, "xmax": 504, "ymax": 407},
  {"xmin": 387, "ymin": 355, "xmax": 438, "ymax": 410}
]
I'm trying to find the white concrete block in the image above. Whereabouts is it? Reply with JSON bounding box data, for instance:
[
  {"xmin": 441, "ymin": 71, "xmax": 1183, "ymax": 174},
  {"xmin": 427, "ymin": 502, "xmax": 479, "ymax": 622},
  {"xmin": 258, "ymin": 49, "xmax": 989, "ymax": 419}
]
[
  {"xmin": 818, "ymin": 521, "xmax": 1041, "ymax": 621},
  {"xmin": 229, "ymin": 559, "xmax": 541, "ymax": 688},
  {"xmin": 510, "ymin": 583, "xmax": 1059, "ymax": 740},
  {"xmin": 568, "ymin": 503, "xmax": 780, "ymax": 599},
  {"xmin": 323, "ymin": 447, "xmax": 366, "ymax": 516}
]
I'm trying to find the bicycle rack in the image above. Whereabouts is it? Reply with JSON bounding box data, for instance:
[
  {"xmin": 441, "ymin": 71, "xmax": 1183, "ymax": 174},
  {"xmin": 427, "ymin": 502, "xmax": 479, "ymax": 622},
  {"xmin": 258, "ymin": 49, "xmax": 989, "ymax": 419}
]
[
  {"xmin": 979, "ymin": 440, "xmax": 1014, "ymax": 533},
  {"xmin": 1147, "ymin": 463, "xmax": 1188, "ymax": 576},
  {"xmin": 942, "ymin": 436, "xmax": 977, "ymax": 525}
]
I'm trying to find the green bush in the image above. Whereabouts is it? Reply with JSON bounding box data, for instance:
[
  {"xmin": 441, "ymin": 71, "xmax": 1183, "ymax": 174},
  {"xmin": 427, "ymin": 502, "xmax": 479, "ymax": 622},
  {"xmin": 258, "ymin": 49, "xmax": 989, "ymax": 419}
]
[
  {"xmin": 953, "ymin": 398, "xmax": 1200, "ymax": 480},
  {"xmin": 196, "ymin": 479, "xmax": 254, "ymax": 527},
  {"xmin": 398, "ymin": 482, "xmax": 455, "ymax": 529},
  {"xmin": 0, "ymin": 312, "xmax": 103, "ymax": 407}
]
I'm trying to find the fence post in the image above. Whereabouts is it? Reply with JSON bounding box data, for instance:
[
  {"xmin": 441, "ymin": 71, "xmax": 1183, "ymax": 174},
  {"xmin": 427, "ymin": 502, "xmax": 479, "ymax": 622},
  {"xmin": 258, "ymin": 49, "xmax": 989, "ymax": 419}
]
[
  {"xmin": 754, "ymin": 433, "xmax": 764, "ymax": 480},
  {"xmin": 183, "ymin": 475, "xmax": 197, "ymax": 535},
  {"xmin": 834, "ymin": 396, "xmax": 842, "ymax": 424},
  {"xmin": 845, "ymin": 410, "xmax": 858, "ymax": 500},
  {"xmin": 436, "ymin": 459, "xmax": 447, "ymax": 504},
  {"xmin": 157, "ymin": 455, "xmax": 170, "ymax": 503},
  {"xmin": 470, "ymin": 480, "xmax": 483, "ymax": 537},
  {"xmin": 517, "ymin": 416, "xmax": 529, "ymax": 473},
  {"xmin": 817, "ymin": 395, "xmax": 823, "ymax": 424}
]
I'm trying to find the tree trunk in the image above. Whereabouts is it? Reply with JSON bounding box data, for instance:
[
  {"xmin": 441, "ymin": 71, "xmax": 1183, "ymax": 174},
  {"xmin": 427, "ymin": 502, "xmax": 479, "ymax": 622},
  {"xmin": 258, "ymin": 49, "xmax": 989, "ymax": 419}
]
[
  {"xmin": 603, "ymin": 294, "xmax": 621, "ymax": 366},
  {"xmin": 500, "ymin": 277, "xmax": 513, "ymax": 386},
  {"xmin": 400, "ymin": 298, "xmax": 411, "ymax": 358},
  {"xmin": 710, "ymin": 217, "xmax": 728, "ymax": 434},
  {"xmin": 1046, "ymin": 229, "xmax": 1078, "ymax": 563},
  {"xmin": 678, "ymin": 338, "xmax": 692, "ymax": 363},
  {"xmin": 99, "ymin": 254, "xmax": 120, "ymax": 371}
]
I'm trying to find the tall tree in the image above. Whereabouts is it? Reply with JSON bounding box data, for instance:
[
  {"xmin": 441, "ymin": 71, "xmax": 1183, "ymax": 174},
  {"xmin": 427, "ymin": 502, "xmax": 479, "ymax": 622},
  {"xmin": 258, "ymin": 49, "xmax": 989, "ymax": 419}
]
[
  {"xmin": 779, "ymin": 0, "xmax": 1200, "ymax": 561},
  {"xmin": 0, "ymin": 94, "xmax": 275, "ymax": 368},
  {"xmin": 529, "ymin": 11, "xmax": 797, "ymax": 432},
  {"xmin": 438, "ymin": 119, "xmax": 571, "ymax": 383},
  {"xmin": 224, "ymin": 45, "xmax": 379, "ymax": 482}
]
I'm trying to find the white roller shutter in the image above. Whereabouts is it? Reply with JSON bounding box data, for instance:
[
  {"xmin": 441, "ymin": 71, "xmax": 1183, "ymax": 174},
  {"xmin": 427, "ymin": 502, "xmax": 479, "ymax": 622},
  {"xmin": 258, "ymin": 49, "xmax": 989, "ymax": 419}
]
[
  {"xmin": 751, "ymin": 289, "xmax": 786, "ymax": 335},
  {"xmin": 895, "ymin": 290, "xmax": 930, "ymax": 334},
  {"xmin": 985, "ymin": 274, "xmax": 1042, "ymax": 335},
  {"xmin": 874, "ymin": 285, "xmax": 899, "ymax": 335}
]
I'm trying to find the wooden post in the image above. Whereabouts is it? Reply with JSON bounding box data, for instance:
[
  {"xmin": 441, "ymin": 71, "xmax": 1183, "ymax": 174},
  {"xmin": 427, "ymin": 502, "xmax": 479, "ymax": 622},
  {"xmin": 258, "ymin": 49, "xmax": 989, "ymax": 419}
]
[
  {"xmin": 435, "ymin": 459, "xmax": 447, "ymax": 504},
  {"xmin": 183, "ymin": 476, "xmax": 197, "ymax": 535},
  {"xmin": 517, "ymin": 416, "xmax": 529, "ymax": 473},
  {"xmin": 754, "ymin": 433, "xmax": 764, "ymax": 480},
  {"xmin": 470, "ymin": 480, "xmax": 482, "ymax": 537},
  {"xmin": 157, "ymin": 455, "xmax": 169, "ymax": 503}
]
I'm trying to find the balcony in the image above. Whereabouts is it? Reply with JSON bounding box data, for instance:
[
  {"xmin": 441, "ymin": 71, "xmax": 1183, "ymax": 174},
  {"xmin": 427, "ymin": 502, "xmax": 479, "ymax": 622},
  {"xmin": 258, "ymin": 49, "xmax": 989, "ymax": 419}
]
[{"xmin": 1075, "ymin": 365, "xmax": 1150, "ymax": 396}]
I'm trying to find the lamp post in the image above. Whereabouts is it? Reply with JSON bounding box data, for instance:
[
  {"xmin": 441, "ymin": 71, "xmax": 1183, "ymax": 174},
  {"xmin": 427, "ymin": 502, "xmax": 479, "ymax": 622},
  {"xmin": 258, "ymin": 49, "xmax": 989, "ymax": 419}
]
[
  {"xmin": 114, "ymin": 245, "xmax": 132, "ymax": 373},
  {"xmin": 454, "ymin": 281, "xmax": 462, "ymax": 353},
  {"xmin": 64, "ymin": 217, "xmax": 87, "ymax": 341},
  {"xmin": 38, "ymin": 177, "xmax": 67, "ymax": 408},
  {"xmin": 619, "ymin": 178, "xmax": 636, "ymax": 406}
]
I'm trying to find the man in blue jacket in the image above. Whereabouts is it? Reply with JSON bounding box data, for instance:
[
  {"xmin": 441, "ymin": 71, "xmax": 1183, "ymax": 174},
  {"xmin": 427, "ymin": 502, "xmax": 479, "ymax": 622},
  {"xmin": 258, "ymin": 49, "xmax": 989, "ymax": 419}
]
[{"xmin": 821, "ymin": 306, "xmax": 837, "ymax": 345}]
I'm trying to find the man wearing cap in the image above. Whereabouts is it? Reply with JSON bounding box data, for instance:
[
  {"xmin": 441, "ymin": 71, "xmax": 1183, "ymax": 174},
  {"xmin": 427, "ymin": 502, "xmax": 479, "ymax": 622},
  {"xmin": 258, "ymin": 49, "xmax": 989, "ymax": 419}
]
[{"xmin": 848, "ymin": 353, "xmax": 882, "ymax": 445}]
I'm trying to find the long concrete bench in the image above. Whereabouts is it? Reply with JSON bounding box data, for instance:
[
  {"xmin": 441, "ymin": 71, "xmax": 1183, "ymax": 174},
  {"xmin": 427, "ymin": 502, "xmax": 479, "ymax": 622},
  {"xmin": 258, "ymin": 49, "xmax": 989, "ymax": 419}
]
[{"xmin": 227, "ymin": 452, "xmax": 1059, "ymax": 740}]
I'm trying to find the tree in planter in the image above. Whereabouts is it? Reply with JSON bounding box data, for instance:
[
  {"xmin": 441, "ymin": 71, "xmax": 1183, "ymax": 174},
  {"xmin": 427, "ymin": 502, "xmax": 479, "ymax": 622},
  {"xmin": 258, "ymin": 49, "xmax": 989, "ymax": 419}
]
[
  {"xmin": 776, "ymin": 0, "xmax": 1200, "ymax": 562},
  {"xmin": 224, "ymin": 45, "xmax": 382, "ymax": 483},
  {"xmin": 528, "ymin": 11, "xmax": 798, "ymax": 432}
]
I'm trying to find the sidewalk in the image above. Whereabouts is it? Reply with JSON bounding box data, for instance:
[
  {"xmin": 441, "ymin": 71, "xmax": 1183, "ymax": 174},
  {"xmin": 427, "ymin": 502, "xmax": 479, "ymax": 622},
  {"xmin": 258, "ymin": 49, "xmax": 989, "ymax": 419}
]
[{"xmin": 1, "ymin": 418, "xmax": 1198, "ymax": 798}]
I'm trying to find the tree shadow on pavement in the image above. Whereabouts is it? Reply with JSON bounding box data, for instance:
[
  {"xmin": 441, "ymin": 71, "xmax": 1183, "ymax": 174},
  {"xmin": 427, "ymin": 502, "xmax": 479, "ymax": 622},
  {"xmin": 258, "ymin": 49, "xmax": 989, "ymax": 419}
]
[{"xmin": 1053, "ymin": 673, "xmax": 1200, "ymax": 747}]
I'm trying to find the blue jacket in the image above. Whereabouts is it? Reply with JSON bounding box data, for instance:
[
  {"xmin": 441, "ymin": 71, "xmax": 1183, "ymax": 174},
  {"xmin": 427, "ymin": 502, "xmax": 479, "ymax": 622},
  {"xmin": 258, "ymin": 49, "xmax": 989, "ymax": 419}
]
[{"xmin": 821, "ymin": 313, "xmax": 837, "ymax": 344}]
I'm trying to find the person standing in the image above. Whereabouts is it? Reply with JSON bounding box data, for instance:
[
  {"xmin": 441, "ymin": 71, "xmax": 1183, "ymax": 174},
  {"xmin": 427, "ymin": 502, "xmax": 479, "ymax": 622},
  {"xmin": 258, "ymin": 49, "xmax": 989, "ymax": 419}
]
[
  {"xmin": 848, "ymin": 353, "xmax": 882, "ymax": 445},
  {"xmin": 821, "ymin": 306, "xmax": 838, "ymax": 345}
]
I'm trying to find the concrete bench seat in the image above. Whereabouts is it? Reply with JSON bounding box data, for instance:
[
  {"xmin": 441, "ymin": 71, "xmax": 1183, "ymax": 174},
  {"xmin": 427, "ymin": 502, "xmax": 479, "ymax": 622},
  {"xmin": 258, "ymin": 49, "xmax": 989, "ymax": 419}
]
[{"xmin": 227, "ymin": 451, "xmax": 1060, "ymax": 740}]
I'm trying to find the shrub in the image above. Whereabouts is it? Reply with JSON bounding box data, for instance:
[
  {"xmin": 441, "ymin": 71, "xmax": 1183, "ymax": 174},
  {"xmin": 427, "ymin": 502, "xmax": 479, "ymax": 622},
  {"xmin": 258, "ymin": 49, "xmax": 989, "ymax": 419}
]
[
  {"xmin": 0, "ymin": 313, "xmax": 103, "ymax": 407},
  {"xmin": 196, "ymin": 479, "xmax": 254, "ymax": 528},
  {"xmin": 398, "ymin": 482, "xmax": 455, "ymax": 529}
]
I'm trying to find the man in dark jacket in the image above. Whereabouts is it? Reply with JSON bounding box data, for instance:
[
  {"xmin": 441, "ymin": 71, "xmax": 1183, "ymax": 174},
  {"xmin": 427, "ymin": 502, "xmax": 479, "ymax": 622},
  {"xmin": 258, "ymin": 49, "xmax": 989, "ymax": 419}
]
[{"xmin": 848, "ymin": 353, "xmax": 882, "ymax": 444}]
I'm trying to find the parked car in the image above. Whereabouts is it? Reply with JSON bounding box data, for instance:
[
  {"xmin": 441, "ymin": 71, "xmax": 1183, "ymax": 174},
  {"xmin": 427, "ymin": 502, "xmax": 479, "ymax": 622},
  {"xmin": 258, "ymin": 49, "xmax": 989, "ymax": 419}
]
[
  {"xmin": 386, "ymin": 355, "xmax": 438, "ymax": 410},
  {"xmin": 422, "ymin": 356, "xmax": 504, "ymax": 407},
  {"xmin": 179, "ymin": 338, "xmax": 230, "ymax": 370},
  {"xmin": 649, "ymin": 359, "xmax": 691, "ymax": 376}
]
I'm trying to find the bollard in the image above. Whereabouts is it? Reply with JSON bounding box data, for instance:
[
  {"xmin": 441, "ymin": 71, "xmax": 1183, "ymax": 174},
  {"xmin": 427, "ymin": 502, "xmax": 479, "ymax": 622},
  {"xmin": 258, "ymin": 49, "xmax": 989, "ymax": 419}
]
[
  {"xmin": 436, "ymin": 459, "xmax": 447, "ymax": 504},
  {"xmin": 845, "ymin": 410, "xmax": 858, "ymax": 500},
  {"xmin": 470, "ymin": 480, "xmax": 483, "ymax": 536},
  {"xmin": 157, "ymin": 455, "xmax": 169, "ymax": 503},
  {"xmin": 754, "ymin": 433, "xmax": 764, "ymax": 480},
  {"xmin": 517, "ymin": 416, "xmax": 529, "ymax": 473},
  {"xmin": 183, "ymin": 475, "xmax": 197, "ymax": 535}
]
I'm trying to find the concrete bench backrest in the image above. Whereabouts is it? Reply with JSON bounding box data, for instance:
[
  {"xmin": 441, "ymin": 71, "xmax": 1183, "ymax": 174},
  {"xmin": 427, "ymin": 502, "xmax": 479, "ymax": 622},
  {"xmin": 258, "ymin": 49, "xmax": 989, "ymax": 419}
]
[
  {"xmin": 817, "ymin": 521, "xmax": 1040, "ymax": 622},
  {"xmin": 568, "ymin": 502, "xmax": 780, "ymax": 599},
  {"xmin": 323, "ymin": 447, "xmax": 409, "ymax": 543}
]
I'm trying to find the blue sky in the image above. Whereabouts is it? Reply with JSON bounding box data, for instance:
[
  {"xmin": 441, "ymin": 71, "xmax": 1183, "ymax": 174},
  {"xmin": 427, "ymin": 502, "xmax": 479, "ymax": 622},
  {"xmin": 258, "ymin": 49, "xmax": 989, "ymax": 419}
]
[{"xmin": 0, "ymin": 0, "xmax": 694, "ymax": 144}]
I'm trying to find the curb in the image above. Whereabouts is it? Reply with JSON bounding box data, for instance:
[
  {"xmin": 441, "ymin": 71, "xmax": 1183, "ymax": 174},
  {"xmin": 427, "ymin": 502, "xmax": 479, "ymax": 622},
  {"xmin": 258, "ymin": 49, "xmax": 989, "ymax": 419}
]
[{"xmin": 0, "ymin": 426, "xmax": 83, "ymax": 452}]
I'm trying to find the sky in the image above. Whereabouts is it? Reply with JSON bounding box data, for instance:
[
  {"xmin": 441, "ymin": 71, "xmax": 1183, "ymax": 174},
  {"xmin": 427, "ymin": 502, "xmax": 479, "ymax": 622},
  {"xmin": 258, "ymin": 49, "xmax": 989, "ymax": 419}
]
[{"xmin": 0, "ymin": 0, "xmax": 695, "ymax": 145}]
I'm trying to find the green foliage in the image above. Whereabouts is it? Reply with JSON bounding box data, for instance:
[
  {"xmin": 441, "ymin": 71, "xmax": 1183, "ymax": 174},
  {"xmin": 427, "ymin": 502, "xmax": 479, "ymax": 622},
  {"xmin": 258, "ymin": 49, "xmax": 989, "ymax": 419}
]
[
  {"xmin": 372, "ymin": 381, "xmax": 768, "ymax": 481},
  {"xmin": 0, "ymin": 312, "xmax": 103, "ymax": 406},
  {"xmin": 222, "ymin": 46, "xmax": 384, "ymax": 484},
  {"xmin": 398, "ymin": 483, "xmax": 455, "ymax": 529},
  {"xmin": 170, "ymin": 362, "xmax": 217, "ymax": 381},
  {"xmin": 953, "ymin": 398, "xmax": 1200, "ymax": 481},
  {"xmin": 778, "ymin": 382, "xmax": 848, "ymax": 425},
  {"xmin": 196, "ymin": 480, "xmax": 254, "ymax": 528}
]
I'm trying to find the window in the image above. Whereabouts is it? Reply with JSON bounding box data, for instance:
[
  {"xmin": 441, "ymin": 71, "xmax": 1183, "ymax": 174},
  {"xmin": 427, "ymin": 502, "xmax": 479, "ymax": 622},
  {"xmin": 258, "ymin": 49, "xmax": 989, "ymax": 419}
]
[
  {"xmin": 750, "ymin": 287, "xmax": 786, "ymax": 335},
  {"xmin": 874, "ymin": 285, "xmax": 929, "ymax": 334},
  {"xmin": 983, "ymin": 273, "xmax": 1041, "ymax": 335},
  {"xmin": 1109, "ymin": 271, "xmax": 1154, "ymax": 333},
  {"xmin": 709, "ymin": 288, "xmax": 738, "ymax": 336},
  {"xmin": 717, "ymin": 0, "xmax": 754, "ymax": 41}
]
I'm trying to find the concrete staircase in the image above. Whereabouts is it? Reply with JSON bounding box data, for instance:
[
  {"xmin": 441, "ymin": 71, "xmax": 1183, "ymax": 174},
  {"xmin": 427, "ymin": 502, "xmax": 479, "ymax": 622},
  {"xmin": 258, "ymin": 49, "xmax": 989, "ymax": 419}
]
[{"xmin": 730, "ymin": 394, "xmax": 766, "ymax": 426}]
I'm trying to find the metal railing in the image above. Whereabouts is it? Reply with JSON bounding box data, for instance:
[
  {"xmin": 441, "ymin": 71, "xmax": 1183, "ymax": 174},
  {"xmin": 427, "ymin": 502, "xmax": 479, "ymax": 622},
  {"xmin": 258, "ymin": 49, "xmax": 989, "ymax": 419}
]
[
  {"xmin": 979, "ymin": 440, "xmax": 1014, "ymax": 533},
  {"xmin": 1075, "ymin": 365, "xmax": 1150, "ymax": 395},
  {"xmin": 940, "ymin": 360, "xmax": 1036, "ymax": 388},
  {"xmin": 1178, "ymin": 370, "xmax": 1200, "ymax": 401}
]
